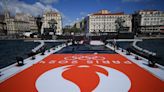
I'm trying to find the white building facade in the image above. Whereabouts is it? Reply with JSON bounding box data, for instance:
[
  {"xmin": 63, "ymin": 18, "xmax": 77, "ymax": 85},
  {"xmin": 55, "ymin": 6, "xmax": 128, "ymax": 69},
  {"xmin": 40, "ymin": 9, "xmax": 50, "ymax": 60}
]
[
  {"xmin": 15, "ymin": 13, "xmax": 37, "ymax": 32},
  {"xmin": 85, "ymin": 10, "xmax": 132, "ymax": 33},
  {"xmin": 28, "ymin": 16, "xmax": 38, "ymax": 32},
  {"xmin": 6, "ymin": 18, "xmax": 30, "ymax": 35},
  {"xmin": 5, "ymin": 12, "xmax": 35, "ymax": 35},
  {"xmin": 0, "ymin": 15, "xmax": 7, "ymax": 35},
  {"xmin": 41, "ymin": 10, "xmax": 62, "ymax": 35},
  {"xmin": 133, "ymin": 10, "xmax": 164, "ymax": 34}
]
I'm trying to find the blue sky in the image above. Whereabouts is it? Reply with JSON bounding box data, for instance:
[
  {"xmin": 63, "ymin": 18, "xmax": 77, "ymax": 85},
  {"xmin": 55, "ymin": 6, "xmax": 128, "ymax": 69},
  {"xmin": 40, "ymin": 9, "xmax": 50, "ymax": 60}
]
[{"xmin": 0, "ymin": 0, "xmax": 164, "ymax": 26}]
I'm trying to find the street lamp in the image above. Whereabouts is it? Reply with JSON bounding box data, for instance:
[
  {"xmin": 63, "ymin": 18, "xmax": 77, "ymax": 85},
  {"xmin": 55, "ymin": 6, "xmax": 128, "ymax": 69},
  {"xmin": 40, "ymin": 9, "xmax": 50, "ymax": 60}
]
[{"xmin": 36, "ymin": 16, "xmax": 42, "ymax": 37}]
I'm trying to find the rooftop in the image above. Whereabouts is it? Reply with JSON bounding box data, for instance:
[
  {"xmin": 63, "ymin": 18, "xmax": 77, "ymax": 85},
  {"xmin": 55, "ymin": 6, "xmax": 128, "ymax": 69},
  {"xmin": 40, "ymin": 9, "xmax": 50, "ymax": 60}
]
[
  {"xmin": 91, "ymin": 10, "xmax": 125, "ymax": 16},
  {"xmin": 44, "ymin": 10, "xmax": 60, "ymax": 16}
]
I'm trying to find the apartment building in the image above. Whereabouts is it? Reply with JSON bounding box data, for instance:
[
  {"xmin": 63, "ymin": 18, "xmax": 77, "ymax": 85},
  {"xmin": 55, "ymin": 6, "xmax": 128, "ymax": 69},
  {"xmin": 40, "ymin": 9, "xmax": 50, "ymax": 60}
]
[
  {"xmin": 133, "ymin": 10, "xmax": 164, "ymax": 34},
  {"xmin": 41, "ymin": 10, "xmax": 62, "ymax": 35},
  {"xmin": 85, "ymin": 10, "xmax": 132, "ymax": 33}
]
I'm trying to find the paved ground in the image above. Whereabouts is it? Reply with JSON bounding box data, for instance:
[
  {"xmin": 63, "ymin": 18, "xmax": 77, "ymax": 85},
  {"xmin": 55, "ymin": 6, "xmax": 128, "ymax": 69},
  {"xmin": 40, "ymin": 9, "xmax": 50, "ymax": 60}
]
[{"xmin": 55, "ymin": 44, "xmax": 116, "ymax": 54}]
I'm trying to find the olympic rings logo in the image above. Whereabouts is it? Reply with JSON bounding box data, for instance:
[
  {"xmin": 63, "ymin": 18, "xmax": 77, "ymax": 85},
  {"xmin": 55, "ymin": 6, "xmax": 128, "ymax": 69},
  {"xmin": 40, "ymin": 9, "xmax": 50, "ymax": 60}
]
[{"xmin": 64, "ymin": 55, "xmax": 106, "ymax": 60}]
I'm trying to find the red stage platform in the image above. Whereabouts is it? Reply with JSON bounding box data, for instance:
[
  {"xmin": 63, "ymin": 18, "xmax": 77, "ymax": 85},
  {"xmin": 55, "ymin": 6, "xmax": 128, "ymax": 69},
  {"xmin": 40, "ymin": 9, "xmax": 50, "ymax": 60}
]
[{"xmin": 0, "ymin": 54, "xmax": 164, "ymax": 92}]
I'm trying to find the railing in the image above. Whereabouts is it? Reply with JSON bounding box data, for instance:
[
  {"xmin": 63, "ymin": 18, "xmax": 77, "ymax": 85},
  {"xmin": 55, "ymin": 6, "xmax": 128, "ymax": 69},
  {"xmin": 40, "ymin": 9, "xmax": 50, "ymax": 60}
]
[
  {"xmin": 32, "ymin": 40, "xmax": 45, "ymax": 52},
  {"xmin": 132, "ymin": 41, "xmax": 156, "ymax": 56}
]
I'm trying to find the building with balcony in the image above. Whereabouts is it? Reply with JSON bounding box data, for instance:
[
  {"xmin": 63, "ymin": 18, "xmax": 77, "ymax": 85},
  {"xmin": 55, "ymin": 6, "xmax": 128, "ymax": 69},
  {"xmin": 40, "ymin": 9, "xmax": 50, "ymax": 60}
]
[
  {"xmin": 15, "ymin": 13, "xmax": 38, "ymax": 32},
  {"xmin": 85, "ymin": 10, "xmax": 132, "ymax": 33},
  {"xmin": 0, "ymin": 15, "xmax": 7, "ymax": 35},
  {"xmin": 132, "ymin": 10, "xmax": 164, "ymax": 34},
  {"xmin": 4, "ymin": 12, "xmax": 30, "ymax": 35},
  {"xmin": 41, "ymin": 10, "xmax": 62, "ymax": 35},
  {"xmin": 28, "ymin": 16, "xmax": 38, "ymax": 32}
]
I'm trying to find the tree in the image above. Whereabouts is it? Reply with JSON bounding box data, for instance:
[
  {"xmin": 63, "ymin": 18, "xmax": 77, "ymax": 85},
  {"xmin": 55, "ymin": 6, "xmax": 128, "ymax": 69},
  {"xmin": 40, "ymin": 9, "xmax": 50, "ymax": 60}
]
[
  {"xmin": 36, "ymin": 16, "xmax": 42, "ymax": 37},
  {"xmin": 115, "ymin": 17, "xmax": 125, "ymax": 38},
  {"xmin": 63, "ymin": 27, "xmax": 85, "ymax": 35}
]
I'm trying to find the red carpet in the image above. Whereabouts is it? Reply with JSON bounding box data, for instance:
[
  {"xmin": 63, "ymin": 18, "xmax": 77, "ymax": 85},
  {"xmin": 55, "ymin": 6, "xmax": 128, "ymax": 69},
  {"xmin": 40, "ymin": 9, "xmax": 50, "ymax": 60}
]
[{"xmin": 0, "ymin": 54, "xmax": 164, "ymax": 92}]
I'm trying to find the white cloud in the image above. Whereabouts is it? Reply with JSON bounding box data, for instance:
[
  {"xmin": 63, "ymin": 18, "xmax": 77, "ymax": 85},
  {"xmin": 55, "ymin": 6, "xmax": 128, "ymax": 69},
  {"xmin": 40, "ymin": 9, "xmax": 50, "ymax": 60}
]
[
  {"xmin": 80, "ymin": 11, "xmax": 87, "ymax": 16},
  {"xmin": 0, "ymin": 0, "xmax": 72, "ymax": 26},
  {"xmin": 0, "ymin": 0, "xmax": 58, "ymax": 16},
  {"xmin": 0, "ymin": 2, "xmax": 3, "ymax": 14},
  {"xmin": 76, "ymin": 18, "xmax": 79, "ymax": 21},
  {"xmin": 62, "ymin": 15, "xmax": 73, "ymax": 26},
  {"xmin": 39, "ymin": 0, "xmax": 59, "ymax": 4}
]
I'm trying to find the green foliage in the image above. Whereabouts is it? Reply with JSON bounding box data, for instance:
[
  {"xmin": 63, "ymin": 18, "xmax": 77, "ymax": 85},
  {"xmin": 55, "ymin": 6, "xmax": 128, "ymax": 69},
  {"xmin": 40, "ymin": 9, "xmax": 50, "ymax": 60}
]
[
  {"xmin": 63, "ymin": 27, "xmax": 85, "ymax": 34},
  {"xmin": 115, "ymin": 17, "xmax": 125, "ymax": 33}
]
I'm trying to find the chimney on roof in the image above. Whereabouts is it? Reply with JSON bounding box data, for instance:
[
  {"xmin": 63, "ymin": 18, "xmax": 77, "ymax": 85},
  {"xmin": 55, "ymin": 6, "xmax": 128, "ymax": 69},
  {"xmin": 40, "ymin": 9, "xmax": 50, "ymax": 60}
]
[{"xmin": 99, "ymin": 10, "xmax": 110, "ymax": 14}]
